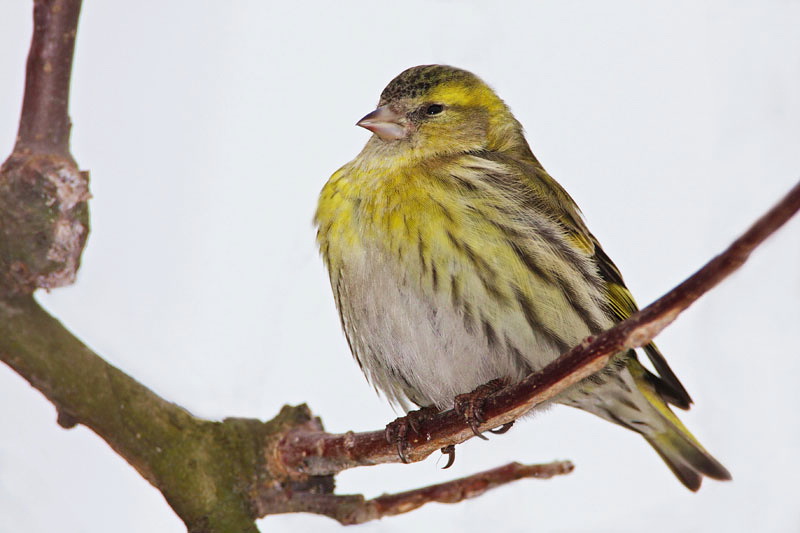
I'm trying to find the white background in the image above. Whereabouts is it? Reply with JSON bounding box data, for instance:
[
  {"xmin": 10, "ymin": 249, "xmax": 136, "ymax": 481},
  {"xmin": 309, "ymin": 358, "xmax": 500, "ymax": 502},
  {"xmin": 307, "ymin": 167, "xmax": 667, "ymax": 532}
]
[{"xmin": 1, "ymin": 2, "xmax": 799, "ymax": 532}]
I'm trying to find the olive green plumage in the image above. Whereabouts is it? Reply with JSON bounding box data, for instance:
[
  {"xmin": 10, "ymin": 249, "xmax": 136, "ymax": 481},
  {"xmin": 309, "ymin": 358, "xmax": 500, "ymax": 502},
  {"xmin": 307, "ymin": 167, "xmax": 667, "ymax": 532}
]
[{"xmin": 315, "ymin": 64, "xmax": 730, "ymax": 490}]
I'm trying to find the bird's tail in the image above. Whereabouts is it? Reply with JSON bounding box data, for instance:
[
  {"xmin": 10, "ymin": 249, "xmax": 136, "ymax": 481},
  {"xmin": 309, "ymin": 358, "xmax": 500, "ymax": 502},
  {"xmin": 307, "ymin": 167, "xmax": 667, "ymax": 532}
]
[
  {"xmin": 645, "ymin": 427, "xmax": 730, "ymax": 491},
  {"xmin": 571, "ymin": 358, "xmax": 732, "ymax": 491},
  {"xmin": 630, "ymin": 360, "xmax": 731, "ymax": 491}
]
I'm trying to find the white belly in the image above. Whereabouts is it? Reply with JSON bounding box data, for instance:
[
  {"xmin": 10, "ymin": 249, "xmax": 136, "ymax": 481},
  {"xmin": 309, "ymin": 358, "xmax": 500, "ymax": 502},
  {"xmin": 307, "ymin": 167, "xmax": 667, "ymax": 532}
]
[{"xmin": 334, "ymin": 246, "xmax": 533, "ymax": 410}]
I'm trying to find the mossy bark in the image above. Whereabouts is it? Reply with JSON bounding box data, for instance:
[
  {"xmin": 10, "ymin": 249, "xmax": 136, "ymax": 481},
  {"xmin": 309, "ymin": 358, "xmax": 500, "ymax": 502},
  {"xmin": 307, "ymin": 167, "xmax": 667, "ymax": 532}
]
[{"xmin": 0, "ymin": 295, "xmax": 319, "ymax": 531}]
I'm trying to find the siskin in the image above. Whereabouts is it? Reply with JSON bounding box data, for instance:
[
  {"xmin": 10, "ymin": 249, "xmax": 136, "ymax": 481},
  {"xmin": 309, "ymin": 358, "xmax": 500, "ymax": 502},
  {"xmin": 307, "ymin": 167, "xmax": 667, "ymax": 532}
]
[{"xmin": 314, "ymin": 65, "xmax": 730, "ymax": 491}]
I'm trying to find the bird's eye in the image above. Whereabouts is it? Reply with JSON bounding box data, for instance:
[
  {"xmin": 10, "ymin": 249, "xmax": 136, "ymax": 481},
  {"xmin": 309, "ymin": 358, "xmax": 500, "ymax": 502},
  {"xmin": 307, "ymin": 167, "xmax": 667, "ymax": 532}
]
[{"xmin": 425, "ymin": 104, "xmax": 444, "ymax": 116}]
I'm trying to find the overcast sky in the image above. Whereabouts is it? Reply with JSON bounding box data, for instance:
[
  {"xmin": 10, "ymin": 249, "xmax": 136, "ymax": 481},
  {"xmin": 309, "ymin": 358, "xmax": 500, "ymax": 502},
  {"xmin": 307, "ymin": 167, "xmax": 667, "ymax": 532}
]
[{"xmin": 1, "ymin": 2, "xmax": 799, "ymax": 532}]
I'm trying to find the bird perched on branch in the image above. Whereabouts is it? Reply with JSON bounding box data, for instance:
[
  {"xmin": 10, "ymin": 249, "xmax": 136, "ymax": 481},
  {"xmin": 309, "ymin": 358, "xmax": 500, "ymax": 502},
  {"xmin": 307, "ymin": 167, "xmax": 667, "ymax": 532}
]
[{"xmin": 314, "ymin": 64, "xmax": 730, "ymax": 490}]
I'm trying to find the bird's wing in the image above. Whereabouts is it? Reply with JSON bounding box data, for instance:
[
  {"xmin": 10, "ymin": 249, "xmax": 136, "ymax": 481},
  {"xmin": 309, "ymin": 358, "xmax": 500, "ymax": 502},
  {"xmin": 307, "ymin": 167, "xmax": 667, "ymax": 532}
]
[
  {"xmin": 590, "ymin": 242, "xmax": 693, "ymax": 408},
  {"xmin": 502, "ymin": 155, "xmax": 693, "ymax": 409}
]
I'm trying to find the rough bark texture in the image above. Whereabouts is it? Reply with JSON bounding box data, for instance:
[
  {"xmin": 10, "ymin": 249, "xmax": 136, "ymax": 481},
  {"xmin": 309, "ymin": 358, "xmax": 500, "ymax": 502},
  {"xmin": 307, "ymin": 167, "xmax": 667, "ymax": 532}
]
[{"xmin": 0, "ymin": 295, "xmax": 276, "ymax": 531}]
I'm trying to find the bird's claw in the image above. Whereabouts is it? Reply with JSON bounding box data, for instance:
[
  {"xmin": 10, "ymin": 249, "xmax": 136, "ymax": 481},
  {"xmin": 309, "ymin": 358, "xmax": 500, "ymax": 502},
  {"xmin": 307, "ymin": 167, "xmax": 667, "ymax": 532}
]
[
  {"xmin": 384, "ymin": 405, "xmax": 439, "ymax": 463},
  {"xmin": 454, "ymin": 378, "xmax": 508, "ymax": 439},
  {"xmin": 488, "ymin": 421, "xmax": 515, "ymax": 434},
  {"xmin": 384, "ymin": 419, "xmax": 411, "ymax": 463},
  {"xmin": 440, "ymin": 444, "xmax": 456, "ymax": 469}
]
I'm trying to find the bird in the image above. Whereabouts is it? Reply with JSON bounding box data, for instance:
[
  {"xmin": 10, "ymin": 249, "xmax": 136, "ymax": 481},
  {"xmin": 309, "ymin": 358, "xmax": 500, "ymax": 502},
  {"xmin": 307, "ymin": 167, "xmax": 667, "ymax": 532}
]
[{"xmin": 314, "ymin": 64, "xmax": 731, "ymax": 491}]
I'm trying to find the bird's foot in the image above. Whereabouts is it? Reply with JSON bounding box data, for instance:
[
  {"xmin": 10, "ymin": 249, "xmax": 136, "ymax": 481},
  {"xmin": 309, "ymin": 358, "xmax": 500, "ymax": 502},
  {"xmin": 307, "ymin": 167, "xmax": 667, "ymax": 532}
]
[
  {"xmin": 384, "ymin": 405, "xmax": 439, "ymax": 463},
  {"xmin": 454, "ymin": 378, "xmax": 510, "ymax": 439}
]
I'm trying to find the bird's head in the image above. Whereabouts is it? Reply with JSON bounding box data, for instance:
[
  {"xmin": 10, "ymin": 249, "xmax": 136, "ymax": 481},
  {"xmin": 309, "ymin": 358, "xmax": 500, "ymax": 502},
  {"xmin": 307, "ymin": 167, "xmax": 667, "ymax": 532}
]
[{"xmin": 357, "ymin": 65, "xmax": 528, "ymax": 159}]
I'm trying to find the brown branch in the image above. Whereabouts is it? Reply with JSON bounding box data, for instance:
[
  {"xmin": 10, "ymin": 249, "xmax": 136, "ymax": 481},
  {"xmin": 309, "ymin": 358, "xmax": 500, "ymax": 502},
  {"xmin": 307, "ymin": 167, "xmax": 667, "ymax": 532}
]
[
  {"xmin": 256, "ymin": 460, "xmax": 573, "ymax": 525},
  {"xmin": 276, "ymin": 179, "xmax": 800, "ymax": 476},
  {"xmin": 0, "ymin": 0, "xmax": 89, "ymax": 294},
  {"xmin": 15, "ymin": 0, "xmax": 82, "ymax": 157},
  {"xmin": 358, "ymin": 460, "xmax": 573, "ymax": 524}
]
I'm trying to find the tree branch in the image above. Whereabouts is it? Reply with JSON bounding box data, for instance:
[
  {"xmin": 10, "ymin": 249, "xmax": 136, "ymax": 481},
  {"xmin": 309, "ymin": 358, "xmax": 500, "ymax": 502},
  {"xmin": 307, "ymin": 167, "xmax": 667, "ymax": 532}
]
[
  {"xmin": 255, "ymin": 460, "xmax": 574, "ymax": 525},
  {"xmin": 16, "ymin": 0, "xmax": 82, "ymax": 157},
  {"xmin": 0, "ymin": 0, "xmax": 89, "ymax": 294},
  {"xmin": 0, "ymin": 295, "xmax": 271, "ymax": 531}
]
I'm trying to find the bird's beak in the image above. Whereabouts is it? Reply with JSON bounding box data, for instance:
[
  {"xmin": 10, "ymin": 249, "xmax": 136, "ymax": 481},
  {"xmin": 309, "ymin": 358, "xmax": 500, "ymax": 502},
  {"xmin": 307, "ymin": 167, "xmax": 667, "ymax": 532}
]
[{"xmin": 356, "ymin": 106, "xmax": 408, "ymax": 141}]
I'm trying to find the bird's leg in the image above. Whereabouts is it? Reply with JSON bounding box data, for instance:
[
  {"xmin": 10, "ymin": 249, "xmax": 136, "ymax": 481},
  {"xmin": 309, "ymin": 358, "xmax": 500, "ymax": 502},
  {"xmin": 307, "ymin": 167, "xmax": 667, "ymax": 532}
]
[
  {"xmin": 384, "ymin": 405, "xmax": 440, "ymax": 463},
  {"xmin": 454, "ymin": 378, "xmax": 511, "ymax": 439}
]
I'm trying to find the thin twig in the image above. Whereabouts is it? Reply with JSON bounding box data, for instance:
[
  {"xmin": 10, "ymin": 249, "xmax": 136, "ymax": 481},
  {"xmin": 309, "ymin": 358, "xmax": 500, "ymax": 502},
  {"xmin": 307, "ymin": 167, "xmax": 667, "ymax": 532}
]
[
  {"xmin": 356, "ymin": 460, "xmax": 573, "ymax": 524},
  {"xmin": 256, "ymin": 461, "xmax": 574, "ymax": 525},
  {"xmin": 276, "ymin": 180, "xmax": 800, "ymax": 476}
]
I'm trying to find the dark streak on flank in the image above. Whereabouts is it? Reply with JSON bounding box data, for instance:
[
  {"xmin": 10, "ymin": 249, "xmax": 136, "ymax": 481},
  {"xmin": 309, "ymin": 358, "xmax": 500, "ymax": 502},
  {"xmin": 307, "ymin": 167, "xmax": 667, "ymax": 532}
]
[
  {"xmin": 417, "ymin": 231, "xmax": 428, "ymax": 274},
  {"xmin": 446, "ymin": 230, "xmax": 509, "ymax": 308},
  {"xmin": 482, "ymin": 317, "xmax": 498, "ymax": 349},
  {"xmin": 616, "ymin": 396, "xmax": 641, "ymax": 412},
  {"xmin": 477, "ymin": 274, "xmax": 505, "ymax": 307},
  {"xmin": 512, "ymin": 285, "xmax": 571, "ymax": 354},
  {"xmin": 427, "ymin": 305, "xmax": 440, "ymax": 336},
  {"xmin": 487, "ymin": 219, "xmax": 526, "ymax": 240},
  {"xmin": 494, "ymin": 214, "xmax": 606, "ymax": 334},
  {"xmin": 588, "ymin": 374, "xmax": 605, "ymax": 385},
  {"xmin": 507, "ymin": 340, "xmax": 524, "ymax": 363},
  {"xmin": 599, "ymin": 406, "xmax": 643, "ymax": 434},
  {"xmin": 533, "ymin": 220, "xmax": 603, "ymax": 293},
  {"xmin": 445, "ymin": 230, "xmax": 462, "ymax": 252},
  {"xmin": 388, "ymin": 365, "xmax": 420, "ymax": 405},
  {"xmin": 450, "ymin": 274, "xmax": 461, "ymax": 308},
  {"xmin": 505, "ymin": 337, "xmax": 532, "ymax": 374},
  {"xmin": 478, "ymin": 167, "xmax": 604, "ymax": 296},
  {"xmin": 433, "ymin": 199, "xmax": 455, "ymax": 223},
  {"xmin": 462, "ymin": 302, "xmax": 475, "ymax": 334},
  {"xmin": 464, "ymin": 244, "xmax": 508, "ymax": 306},
  {"xmin": 507, "ymin": 239, "xmax": 555, "ymax": 285},
  {"xmin": 431, "ymin": 263, "xmax": 439, "ymax": 291},
  {"xmin": 613, "ymin": 373, "xmax": 633, "ymax": 394},
  {"xmin": 451, "ymin": 174, "xmax": 479, "ymax": 192},
  {"xmin": 612, "ymin": 356, "xmax": 630, "ymax": 370},
  {"xmin": 557, "ymin": 273, "xmax": 606, "ymax": 334}
]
